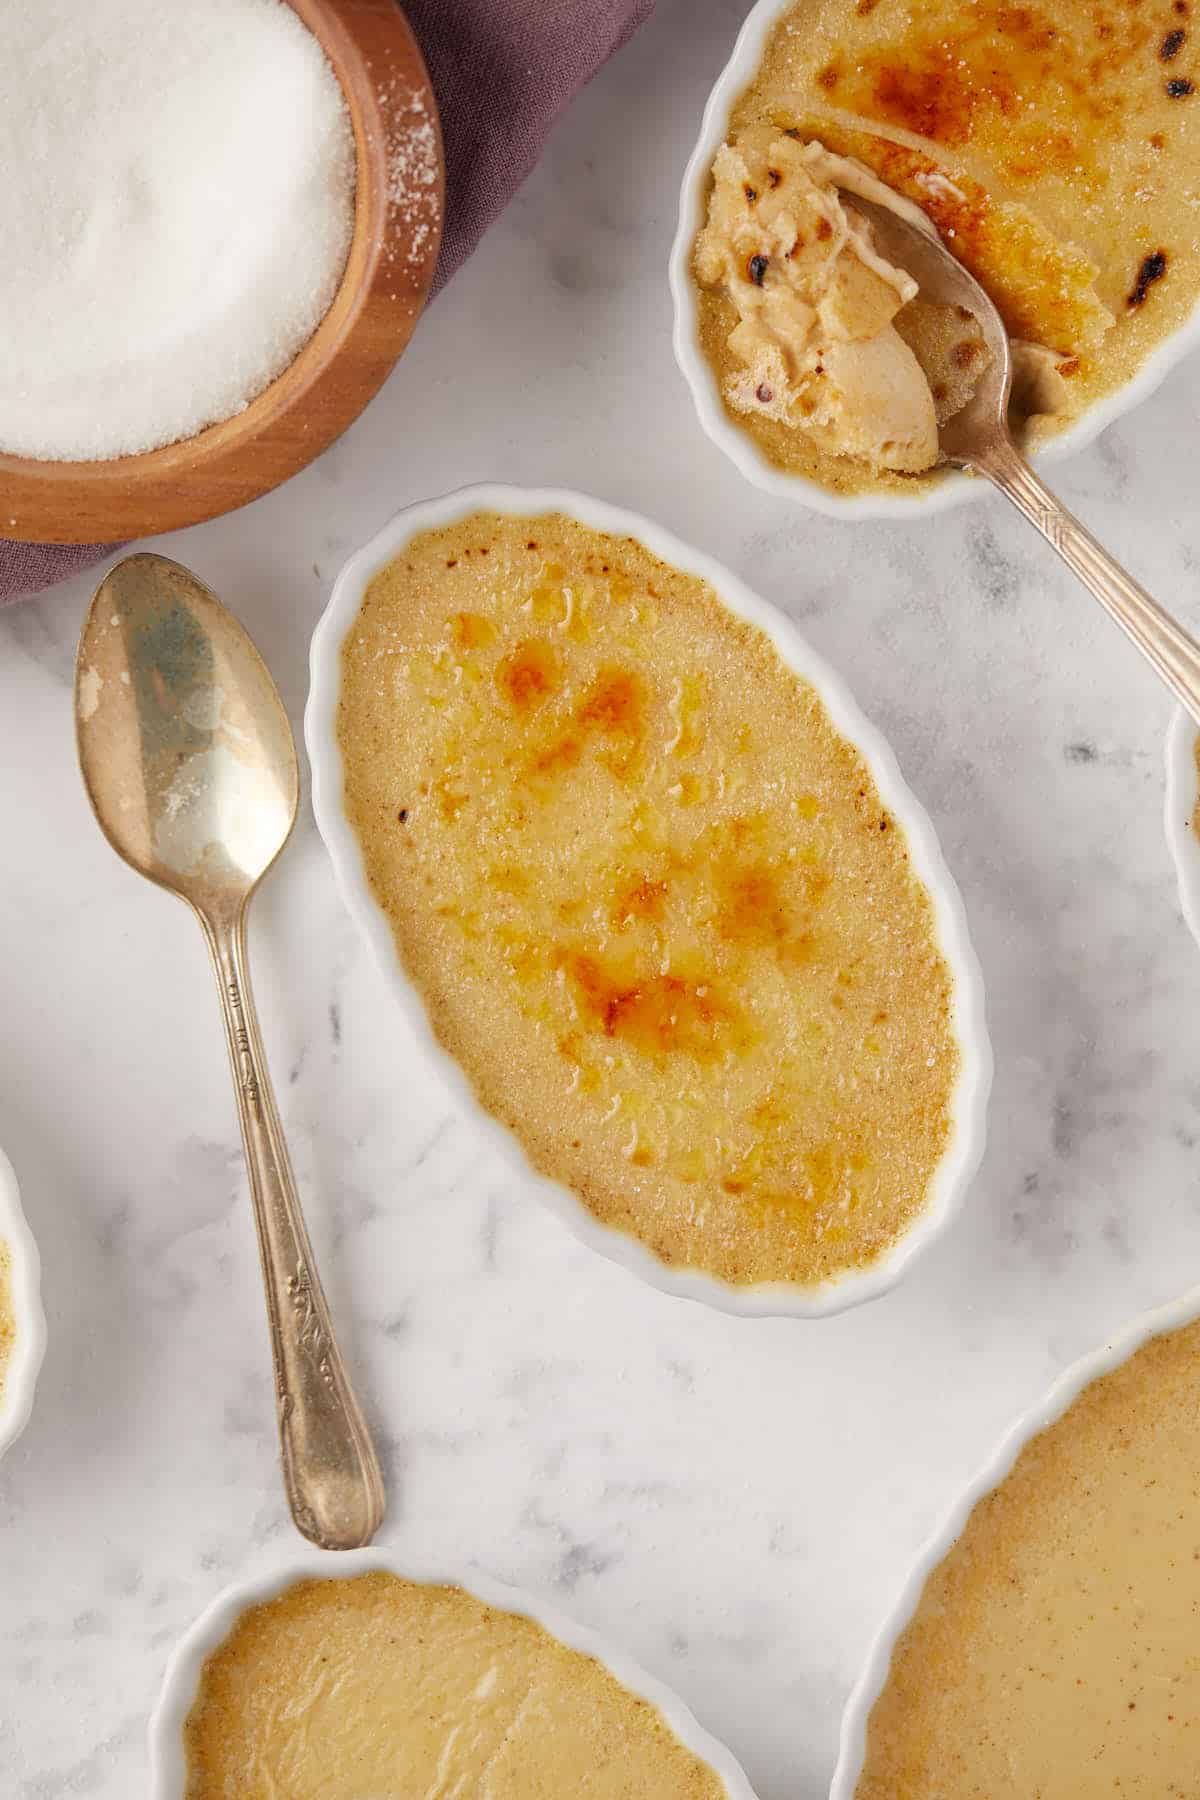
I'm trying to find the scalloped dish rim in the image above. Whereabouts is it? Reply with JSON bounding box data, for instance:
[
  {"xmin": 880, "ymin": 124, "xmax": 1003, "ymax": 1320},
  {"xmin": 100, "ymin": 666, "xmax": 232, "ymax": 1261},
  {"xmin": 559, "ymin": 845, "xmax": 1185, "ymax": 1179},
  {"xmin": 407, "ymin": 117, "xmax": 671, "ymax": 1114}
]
[
  {"xmin": 0, "ymin": 1145, "xmax": 45, "ymax": 1462},
  {"xmin": 830, "ymin": 1281, "xmax": 1200, "ymax": 1793},
  {"xmin": 148, "ymin": 1548, "xmax": 761, "ymax": 1798},
  {"xmin": 1165, "ymin": 706, "xmax": 1200, "ymax": 950},
  {"xmin": 304, "ymin": 482, "xmax": 992, "ymax": 1318}
]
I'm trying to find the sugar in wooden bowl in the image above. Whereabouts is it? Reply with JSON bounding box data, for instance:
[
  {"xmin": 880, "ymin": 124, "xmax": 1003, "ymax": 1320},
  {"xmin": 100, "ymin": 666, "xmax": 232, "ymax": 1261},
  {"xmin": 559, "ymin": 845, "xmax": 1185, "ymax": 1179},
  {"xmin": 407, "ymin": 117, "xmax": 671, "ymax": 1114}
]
[{"xmin": 0, "ymin": 0, "xmax": 443, "ymax": 544}]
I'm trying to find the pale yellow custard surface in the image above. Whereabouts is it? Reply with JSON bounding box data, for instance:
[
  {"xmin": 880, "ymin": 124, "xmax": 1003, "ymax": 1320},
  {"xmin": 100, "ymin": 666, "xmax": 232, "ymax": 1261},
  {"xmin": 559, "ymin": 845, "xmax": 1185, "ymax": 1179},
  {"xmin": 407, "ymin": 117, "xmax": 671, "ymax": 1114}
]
[
  {"xmin": 0, "ymin": 1242, "xmax": 12, "ymax": 1405},
  {"xmin": 857, "ymin": 1316, "xmax": 1200, "ymax": 1797},
  {"xmin": 183, "ymin": 1571, "xmax": 731, "ymax": 1799},
  {"xmin": 697, "ymin": 0, "xmax": 1200, "ymax": 497},
  {"xmin": 337, "ymin": 511, "xmax": 958, "ymax": 1290}
]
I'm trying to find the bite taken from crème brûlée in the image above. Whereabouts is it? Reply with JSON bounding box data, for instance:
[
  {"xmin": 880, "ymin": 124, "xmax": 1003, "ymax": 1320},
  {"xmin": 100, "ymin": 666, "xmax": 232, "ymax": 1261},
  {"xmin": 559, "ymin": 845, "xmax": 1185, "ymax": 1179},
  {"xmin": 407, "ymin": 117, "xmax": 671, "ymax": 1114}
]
[
  {"xmin": 336, "ymin": 511, "xmax": 962, "ymax": 1294},
  {"xmin": 693, "ymin": 0, "xmax": 1200, "ymax": 497}
]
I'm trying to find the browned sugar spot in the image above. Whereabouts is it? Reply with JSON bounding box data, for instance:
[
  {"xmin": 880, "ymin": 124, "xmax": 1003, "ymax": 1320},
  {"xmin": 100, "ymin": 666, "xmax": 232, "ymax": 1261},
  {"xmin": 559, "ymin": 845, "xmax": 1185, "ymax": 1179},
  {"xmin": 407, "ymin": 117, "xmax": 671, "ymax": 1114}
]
[
  {"xmin": 815, "ymin": 215, "xmax": 833, "ymax": 241},
  {"xmin": 497, "ymin": 639, "xmax": 561, "ymax": 710},
  {"xmin": 576, "ymin": 666, "xmax": 644, "ymax": 735},
  {"xmin": 451, "ymin": 611, "xmax": 497, "ymax": 651},
  {"xmin": 612, "ymin": 875, "xmax": 669, "ymax": 928},
  {"xmin": 565, "ymin": 953, "xmax": 739, "ymax": 1063},
  {"xmin": 1128, "ymin": 248, "xmax": 1168, "ymax": 303},
  {"xmin": 952, "ymin": 339, "xmax": 981, "ymax": 367},
  {"xmin": 1167, "ymin": 74, "xmax": 1195, "ymax": 93},
  {"xmin": 1161, "ymin": 26, "xmax": 1187, "ymax": 56},
  {"xmin": 530, "ymin": 667, "xmax": 646, "ymax": 781}
]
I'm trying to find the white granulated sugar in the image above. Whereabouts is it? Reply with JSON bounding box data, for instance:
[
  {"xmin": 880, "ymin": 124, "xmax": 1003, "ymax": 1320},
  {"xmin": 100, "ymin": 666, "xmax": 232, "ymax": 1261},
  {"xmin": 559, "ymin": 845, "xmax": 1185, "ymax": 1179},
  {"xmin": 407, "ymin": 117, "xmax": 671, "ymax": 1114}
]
[
  {"xmin": 384, "ymin": 86, "xmax": 441, "ymax": 270},
  {"xmin": 0, "ymin": 0, "xmax": 356, "ymax": 462}
]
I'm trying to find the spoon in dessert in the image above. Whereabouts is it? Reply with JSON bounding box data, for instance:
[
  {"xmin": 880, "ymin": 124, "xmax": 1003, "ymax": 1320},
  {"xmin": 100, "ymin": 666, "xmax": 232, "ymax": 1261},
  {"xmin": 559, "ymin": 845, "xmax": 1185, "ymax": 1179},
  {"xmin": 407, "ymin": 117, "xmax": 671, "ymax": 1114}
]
[
  {"xmin": 76, "ymin": 552, "xmax": 385, "ymax": 1551},
  {"xmin": 848, "ymin": 193, "xmax": 1200, "ymax": 726}
]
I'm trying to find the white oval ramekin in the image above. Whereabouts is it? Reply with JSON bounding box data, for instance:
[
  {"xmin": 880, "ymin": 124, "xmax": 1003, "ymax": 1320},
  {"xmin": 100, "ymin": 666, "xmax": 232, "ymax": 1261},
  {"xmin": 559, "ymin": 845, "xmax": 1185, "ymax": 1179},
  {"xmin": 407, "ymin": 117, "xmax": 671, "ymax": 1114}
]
[
  {"xmin": 149, "ymin": 1548, "xmax": 760, "ymax": 1798},
  {"xmin": 1165, "ymin": 706, "xmax": 1200, "ymax": 949},
  {"xmin": 0, "ymin": 1144, "xmax": 45, "ymax": 1461},
  {"xmin": 830, "ymin": 1282, "xmax": 1200, "ymax": 1795},
  {"xmin": 305, "ymin": 484, "xmax": 991, "ymax": 1318},
  {"xmin": 669, "ymin": 0, "xmax": 1200, "ymax": 521}
]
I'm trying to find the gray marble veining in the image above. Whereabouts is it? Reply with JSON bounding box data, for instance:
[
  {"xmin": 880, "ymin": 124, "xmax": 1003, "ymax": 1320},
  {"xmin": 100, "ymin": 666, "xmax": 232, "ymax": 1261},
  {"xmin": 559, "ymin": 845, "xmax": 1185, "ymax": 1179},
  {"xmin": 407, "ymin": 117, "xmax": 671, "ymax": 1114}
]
[{"xmin": 4, "ymin": 1, "xmax": 1200, "ymax": 1793}]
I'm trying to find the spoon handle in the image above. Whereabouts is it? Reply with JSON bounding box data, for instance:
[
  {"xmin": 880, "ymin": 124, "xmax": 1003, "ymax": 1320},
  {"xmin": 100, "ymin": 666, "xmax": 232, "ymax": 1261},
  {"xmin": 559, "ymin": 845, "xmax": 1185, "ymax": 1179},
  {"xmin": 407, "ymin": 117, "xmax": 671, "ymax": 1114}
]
[
  {"xmin": 199, "ymin": 903, "xmax": 385, "ymax": 1551},
  {"xmin": 977, "ymin": 433, "xmax": 1200, "ymax": 727}
]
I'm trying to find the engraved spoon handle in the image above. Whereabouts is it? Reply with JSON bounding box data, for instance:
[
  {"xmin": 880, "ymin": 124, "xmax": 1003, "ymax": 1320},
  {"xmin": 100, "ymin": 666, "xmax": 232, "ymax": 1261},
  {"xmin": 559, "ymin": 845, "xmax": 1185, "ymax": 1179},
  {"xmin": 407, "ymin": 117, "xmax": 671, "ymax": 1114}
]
[
  {"xmin": 976, "ymin": 430, "xmax": 1200, "ymax": 727},
  {"xmin": 198, "ymin": 902, "xmax": 385, "ymax": 1550}
]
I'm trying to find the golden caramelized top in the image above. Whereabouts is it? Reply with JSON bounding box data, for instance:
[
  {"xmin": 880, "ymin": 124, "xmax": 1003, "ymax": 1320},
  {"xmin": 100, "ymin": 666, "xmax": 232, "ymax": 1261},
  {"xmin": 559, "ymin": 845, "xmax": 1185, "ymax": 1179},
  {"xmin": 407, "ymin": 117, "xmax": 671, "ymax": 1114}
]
[
  {"xmin": 337, "ymin": 511, "xmax": 958, "ymax": 1290},
  {"xmin": 184, "ymin": 1572, "xmax": 729, "ymax": 1798},
  {"xmin": 857, "ymin": 1316, "xmax": 1200, "ymax": 1797},
  {"xmin": 698, "ymin": 0, "xmax": 1200, "ymax": 494}
]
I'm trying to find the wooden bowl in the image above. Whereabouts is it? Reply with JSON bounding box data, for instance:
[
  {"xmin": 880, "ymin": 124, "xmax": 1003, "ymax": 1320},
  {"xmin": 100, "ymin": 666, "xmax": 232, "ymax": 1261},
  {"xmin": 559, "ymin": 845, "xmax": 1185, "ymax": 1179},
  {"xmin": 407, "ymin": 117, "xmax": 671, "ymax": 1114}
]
[{"xmin": 0, "ymin": 0, "xmax": 444, "ymax": 546}]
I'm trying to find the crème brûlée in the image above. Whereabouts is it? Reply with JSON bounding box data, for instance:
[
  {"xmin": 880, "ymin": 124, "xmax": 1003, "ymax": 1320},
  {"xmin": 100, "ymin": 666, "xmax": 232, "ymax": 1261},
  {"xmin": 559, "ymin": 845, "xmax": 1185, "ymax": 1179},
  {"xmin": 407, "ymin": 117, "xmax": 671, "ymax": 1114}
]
[
  {"xmin": 856, "ymin": 1315, "xmax": 1200, "ymax": 1797},
  {"xmin": 337, "ymin": 511, "xmax": 961, "ymax": 1292},
  {"xmin": 182, "ymin": 1571, "xmax": 732, "ymax": 1798},
  {"xmin": 694, "ymin": 0, "xmax": 1200, "ymax": 496},
  {"xmin": 0, "ymin": 1242, "xmax": 13, "ymax": 1406}
]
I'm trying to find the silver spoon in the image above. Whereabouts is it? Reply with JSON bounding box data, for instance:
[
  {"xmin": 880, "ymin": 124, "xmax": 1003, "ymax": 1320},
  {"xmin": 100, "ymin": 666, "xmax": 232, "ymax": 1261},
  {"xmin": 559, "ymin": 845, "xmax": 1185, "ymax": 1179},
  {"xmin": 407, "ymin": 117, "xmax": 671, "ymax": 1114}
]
[
  {"xmin": 849, "ymin": 193, "xmax": 1200, "ymax": 726},
  {"xmin": 75, "ymin": 552, "xmax": 384, "ymax": 1551}
]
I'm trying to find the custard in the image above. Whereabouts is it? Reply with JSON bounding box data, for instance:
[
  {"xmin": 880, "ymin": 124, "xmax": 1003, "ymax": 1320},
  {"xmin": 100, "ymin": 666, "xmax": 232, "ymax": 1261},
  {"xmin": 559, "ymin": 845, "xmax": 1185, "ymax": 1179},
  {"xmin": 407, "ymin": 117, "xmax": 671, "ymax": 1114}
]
[
  {"xmin": 183, "ymin": 1571, "xmax": 731, "ymax": 1798},
  {"xmin": 857, "ymin": 1314, "xmax": 1200, "ymax": 1797},
  {"xmin": 337, "ymin": 511, "xmax": 959, "ymax": 1290},
  {"xmin": 0, "ymin": 1242, "xmax": 12, "ymax": 1406},
  {"xmin": 696, "ymin": 0, "xmax": 1200, "ymax": 495}
]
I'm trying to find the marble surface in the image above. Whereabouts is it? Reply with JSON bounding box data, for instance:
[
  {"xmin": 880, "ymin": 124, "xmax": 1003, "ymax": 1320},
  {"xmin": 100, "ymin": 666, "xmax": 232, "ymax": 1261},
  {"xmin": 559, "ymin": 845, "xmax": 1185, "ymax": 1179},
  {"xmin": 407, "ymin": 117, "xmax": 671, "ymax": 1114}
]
[{"xmin": 4, "ymin": 2, "xmax": 1200, "ymax": 1794}]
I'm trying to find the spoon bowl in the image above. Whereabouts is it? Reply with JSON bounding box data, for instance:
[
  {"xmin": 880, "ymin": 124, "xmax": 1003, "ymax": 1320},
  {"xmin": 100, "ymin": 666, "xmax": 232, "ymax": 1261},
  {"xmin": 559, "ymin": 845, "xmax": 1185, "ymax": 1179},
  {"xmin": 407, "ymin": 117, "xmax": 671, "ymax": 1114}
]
[
  {"xmin": 841, "ymin": 194, "xmax": 1013, "ymax": 466},
  {"xmin": 77, "ymin": 553, "xmax": 385, "ymax": 1551},
  {"xmin": 76, "ymin": 554, "xmax": 297, "ymax": 908},
  {"xmin": 845, "ymin": 191, "xmax": 1200, "ymax": 727}
]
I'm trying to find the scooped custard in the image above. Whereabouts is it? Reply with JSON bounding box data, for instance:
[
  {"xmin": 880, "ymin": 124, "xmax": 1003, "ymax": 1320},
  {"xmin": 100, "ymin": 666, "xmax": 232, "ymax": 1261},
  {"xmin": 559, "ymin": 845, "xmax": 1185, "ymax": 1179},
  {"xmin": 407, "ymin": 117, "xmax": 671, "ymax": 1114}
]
[
  {"xmin": 0, "ymin": 1243, "xmax": 13, "ymax": 1406},
  {"xmin": 338, "ymin": 511, "xmax": 960, "ymax": 1291},
  {"xmin": 183, "ymin": 1571, "xmax": 731, "ymax": 1798},
  {"xmin": 695, "ymin": 0, "xmax": 1200, "ymax": 495},
  {"xmin": 857, "ymin": 1314, "xmax": 1200, "ymax": 1797}
]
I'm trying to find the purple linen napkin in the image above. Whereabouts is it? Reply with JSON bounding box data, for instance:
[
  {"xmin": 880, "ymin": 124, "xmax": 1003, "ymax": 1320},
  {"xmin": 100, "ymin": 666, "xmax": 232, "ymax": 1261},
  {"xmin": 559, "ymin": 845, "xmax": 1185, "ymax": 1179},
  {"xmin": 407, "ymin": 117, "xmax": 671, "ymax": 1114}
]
[{"xmin": 0, "ymin": 0, "xmax": 655, "ymax": 606}]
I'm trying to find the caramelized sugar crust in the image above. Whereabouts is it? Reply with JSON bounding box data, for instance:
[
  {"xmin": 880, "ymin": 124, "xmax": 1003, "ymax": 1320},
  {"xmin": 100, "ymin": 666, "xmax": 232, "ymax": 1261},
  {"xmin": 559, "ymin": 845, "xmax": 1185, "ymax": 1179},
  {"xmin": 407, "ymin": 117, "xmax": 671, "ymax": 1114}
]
[
  {"xmin": 698, "ymin": 0, "xmax": 1200, "ymax": 495},
  {"xmin": 858, "ymin": 1317, "xmax": 1200, "ymax": 1797},
  {"xmin": 337, "ymin": 512, "xmax": 957, "ymax": 1289},
  {"xmin": 184, "ymin": 1572, "xmax": 727, "ymax": 1797}
]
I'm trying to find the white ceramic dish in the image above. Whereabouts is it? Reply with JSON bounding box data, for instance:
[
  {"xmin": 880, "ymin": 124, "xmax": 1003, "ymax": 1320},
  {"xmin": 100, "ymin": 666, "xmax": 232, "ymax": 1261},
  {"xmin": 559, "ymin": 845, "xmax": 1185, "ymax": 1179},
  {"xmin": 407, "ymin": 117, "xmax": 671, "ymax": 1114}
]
[
  {"xmin": 830, "ymin": 1282, "xmax": 1200, "ymax": 1795},
  {"xmin": 0, "ymin": 1144, "xmax": 45, "ymax": 1461},
  {"xmin": 669, "ymin": 0, "xmax": 1200, "ymax": 521},
  {"xmin": 149, "ymin": 1548, "xmax": 760, "ymax": 1797},
  {"xmin": 306, "ymin": 483, "xmax": 991, "ymax": 1318},
  {"xmin": 1165, "ymin": 706, "xmax": 1200, "ymax": 949}
]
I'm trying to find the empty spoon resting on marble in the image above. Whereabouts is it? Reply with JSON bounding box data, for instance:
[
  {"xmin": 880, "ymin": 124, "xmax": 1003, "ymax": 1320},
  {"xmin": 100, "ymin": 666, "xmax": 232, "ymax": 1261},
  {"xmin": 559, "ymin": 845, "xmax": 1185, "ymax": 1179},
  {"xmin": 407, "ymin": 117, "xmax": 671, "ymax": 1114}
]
[
  {"xmin": 75, "ymin": 553, "xmax": 384, "ymax": 1551},
  {"xmin": 846, "ymin": 193, "xmax": 1200, "ymax": 727}
]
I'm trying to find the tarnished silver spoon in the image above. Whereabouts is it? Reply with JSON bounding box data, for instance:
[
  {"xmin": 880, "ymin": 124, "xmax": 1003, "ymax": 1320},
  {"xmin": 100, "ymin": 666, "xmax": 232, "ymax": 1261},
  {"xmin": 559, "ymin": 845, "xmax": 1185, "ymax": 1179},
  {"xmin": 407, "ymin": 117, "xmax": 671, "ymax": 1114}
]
[
  {"xmin": 850, "ymin": 193, "xmax": 1200, "ymax": 726},
  {"xmin": 76, "ymin": 552, "xmax": 384, "ymax": 1551}
]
